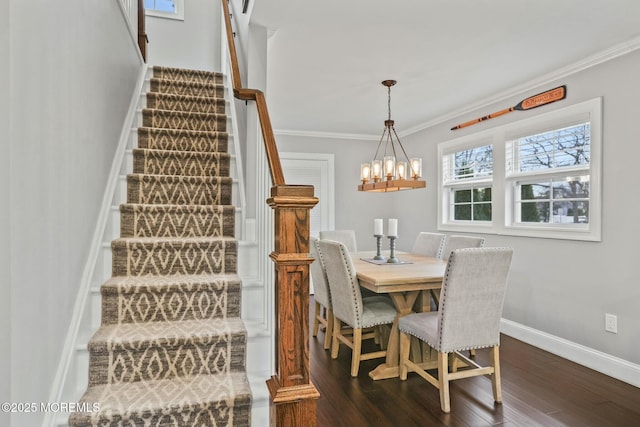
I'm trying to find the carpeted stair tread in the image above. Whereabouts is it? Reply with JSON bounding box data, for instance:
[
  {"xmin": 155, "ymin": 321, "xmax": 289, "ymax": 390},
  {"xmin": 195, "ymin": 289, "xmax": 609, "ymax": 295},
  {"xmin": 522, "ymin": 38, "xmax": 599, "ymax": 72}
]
[
  {"xmin": 88, "ymin": 317, "xmax": 246, "ymax": 351},
  {"xmin": 150, "ymin": 78, "xmax": 224, "ymax": 98},
  {"xmin": 111, "ymin": 237, "xmax": 237, "ymax": 277},
  {"xmin": 120, "ymin": 203, "xmax": 235, "ymax": 238},
  {"xmin": 69, "ymin": 372, "xmax": 251, "ymax": 427},
  {"xmin": 137, "ymin": 127, "xmax": 229, "ymax": 153},
  {"xmin": 87, "ymin": 318, "xmax": 247, "ymax": 386},
  {"xmin": 146, "ymin": 92, "xmax": 226, "ymax": 114},
  {"xmin": 100, "ymin": 273, "xmax": 242, "ymax": 324},
  {"xmin": 126, "ymin": 174, "xmax": 232, "ymax": 206},
  {"xmin": 152, "ymin": 66, "xmax": 224, "ymax": 85},
  {"xmin": 102, "ymin": 273, "xmax": 242, "ymax": 292},
  {"xmin": 133, "ymin": 148, "xmax": 231, "ymax": 177},
  {"xmin": 142, "ymin": 108, "xmax": 227, "ymax": 132}
]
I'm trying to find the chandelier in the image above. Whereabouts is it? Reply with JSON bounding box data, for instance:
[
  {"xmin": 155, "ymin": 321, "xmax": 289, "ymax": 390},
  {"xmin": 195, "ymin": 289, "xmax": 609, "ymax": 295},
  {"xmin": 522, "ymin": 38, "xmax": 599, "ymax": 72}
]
[{"xmin": 358, "ymin": 80, "xmax": 426, "ymax": 192}]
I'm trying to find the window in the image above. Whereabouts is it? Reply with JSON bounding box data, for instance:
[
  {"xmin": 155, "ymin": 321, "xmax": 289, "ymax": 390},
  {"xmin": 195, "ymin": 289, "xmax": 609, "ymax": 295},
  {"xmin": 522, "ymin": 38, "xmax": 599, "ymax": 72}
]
[
  {"xmin": 442, "ymin": 143, "xmax": 493, "ymax": 223},
  {"xmin": 438, "ymin": 97, "xmax": 601, "ymax": 241},
  {"xmin": 145, "ymin": 0, "xmax": 184, "ymax": 20}
]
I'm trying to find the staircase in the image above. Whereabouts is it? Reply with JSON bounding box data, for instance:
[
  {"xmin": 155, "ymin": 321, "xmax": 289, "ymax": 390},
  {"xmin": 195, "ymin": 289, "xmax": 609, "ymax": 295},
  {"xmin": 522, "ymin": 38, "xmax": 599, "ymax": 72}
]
[{"xmin": 68, "ymin": 66, "xmax": 252, "ymax": 427}]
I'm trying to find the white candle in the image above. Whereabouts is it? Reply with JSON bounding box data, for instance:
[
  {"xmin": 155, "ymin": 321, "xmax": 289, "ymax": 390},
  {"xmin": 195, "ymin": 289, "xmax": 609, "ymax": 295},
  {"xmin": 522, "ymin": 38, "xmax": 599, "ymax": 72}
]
[
  {"xmin": 388, "ymin": 218, "xmax": 398, "ymax": 237},
  {"xmin": 374, "ymin": 218, "xmax": 383, "ymax": 236}
]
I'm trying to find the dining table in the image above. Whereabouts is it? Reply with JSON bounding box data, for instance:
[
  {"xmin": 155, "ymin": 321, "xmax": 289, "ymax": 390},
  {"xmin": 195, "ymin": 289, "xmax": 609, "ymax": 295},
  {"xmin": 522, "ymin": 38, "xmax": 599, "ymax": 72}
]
[{"xmin": 351, "ymin": 250, "xmax": 447, "ymax": 380}]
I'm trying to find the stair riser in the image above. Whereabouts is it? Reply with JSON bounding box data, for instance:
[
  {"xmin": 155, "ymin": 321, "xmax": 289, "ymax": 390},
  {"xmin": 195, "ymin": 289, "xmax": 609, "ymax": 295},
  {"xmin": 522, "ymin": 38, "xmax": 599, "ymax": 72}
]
[
  {"xmin": 152, "ymin": 67, "xmax": 224, "ymax": 85},
  {"xmin": 146, "ymin": 93, "xmax": 225, "ymax": 114},
  {"xmin": 142, "ymin": 110, "xmax": 227, "ymax": 132},
  {"xmin": 127, "ymin": 176, "xmax": 232, "ymax": 206},
  {"xmin": 120, "ymin": 206, "xmax": 235, "ymax": 238},
  {"xmin": 133, "ymin": 150, "xmax": 230, "ymax": 177},
  {"xmin": 137, "ymin": 128, "xmax": 229, "ymax": 153},
  {"xmin": 112, "ymin": 240, "xmax": 237, "ymax": 276},
  {"xmin": 150, "ymin": 79, "xmax": 224, "ymax": 98},
  {"xmin": 88, "ymin": 335, "xmax": 247, "ymax": 386},
  {"xmin": 101, "ymin": 286, "xmax": 241, "ymax": 325}
]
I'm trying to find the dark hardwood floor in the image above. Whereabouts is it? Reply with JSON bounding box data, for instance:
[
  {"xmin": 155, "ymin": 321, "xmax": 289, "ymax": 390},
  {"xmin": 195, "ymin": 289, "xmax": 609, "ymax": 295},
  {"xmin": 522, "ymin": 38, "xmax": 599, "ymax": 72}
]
[{"xmin": 310, "ymin": 300, "xmax": 640, "ymax": 426}]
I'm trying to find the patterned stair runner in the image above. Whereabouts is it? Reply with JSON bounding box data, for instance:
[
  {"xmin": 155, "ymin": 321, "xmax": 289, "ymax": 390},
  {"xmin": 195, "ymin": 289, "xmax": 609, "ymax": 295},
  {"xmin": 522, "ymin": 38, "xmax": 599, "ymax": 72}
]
[{"xmin": 69, "ymin": 66, "xmax": 251, "ymax": 427}]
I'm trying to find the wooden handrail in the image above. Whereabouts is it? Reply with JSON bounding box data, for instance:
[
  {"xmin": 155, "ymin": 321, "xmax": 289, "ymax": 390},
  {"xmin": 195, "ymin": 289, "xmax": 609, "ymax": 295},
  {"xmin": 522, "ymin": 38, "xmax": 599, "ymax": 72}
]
[
  {"xmin": 221, "ymin": 0, "xmax": 285, "ymax": 186},
  {"xmin": 220, "ymin": 1, "xmax": 319, "ymax": 426},
  {"xmin": 137, "ymin": 0, "xmax": 148, "ymax": 61}
]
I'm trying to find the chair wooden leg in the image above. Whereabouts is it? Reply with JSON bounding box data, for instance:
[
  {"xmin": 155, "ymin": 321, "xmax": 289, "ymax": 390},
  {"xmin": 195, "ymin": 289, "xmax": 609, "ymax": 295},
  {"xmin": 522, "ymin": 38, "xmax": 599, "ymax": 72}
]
[
  {"xmin": 438, "ymin": 352, "xmax": 451, "ymax": 413},
  {"xmin": 373, "ymin": 325, "xmax": 380, "ymax": 345},
  {"xmin": 351, "ymin": 328, "xmax": 362, "ymax": 377},
  {"xmin": 491, "ymin": 345, "xmax": 502, "ymax": 403},
  {"xmin": 399, "ymin": 332, "xmax": 411, "ymax": 380},
  {"xmin": 323, "ymin": 308, "xmax": 333, "ymax": 350},
  {"xmin": 312, "ymin": 301, "xmax": 321, "ymax": 337},
  {"xmin": 331, "ymin": 317, "xmax": 341, "ymax": 359}
]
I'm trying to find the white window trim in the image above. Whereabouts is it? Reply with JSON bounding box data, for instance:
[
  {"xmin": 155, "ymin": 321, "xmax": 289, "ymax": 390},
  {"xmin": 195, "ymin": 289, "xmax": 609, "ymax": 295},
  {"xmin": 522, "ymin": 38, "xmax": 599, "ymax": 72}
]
[
  {"xmin": 438, "ymin": 97, "xmax": 602, "ymax": 241},
  {"xmin": 146, "ymin": 0, "xmax": 184, "ymax": 21}
]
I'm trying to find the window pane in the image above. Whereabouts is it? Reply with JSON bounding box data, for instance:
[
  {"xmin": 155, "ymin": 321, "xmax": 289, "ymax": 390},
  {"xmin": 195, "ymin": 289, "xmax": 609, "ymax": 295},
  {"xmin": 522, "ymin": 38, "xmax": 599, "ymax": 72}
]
[
  {"xmin": 553, "ymin": 201, "xmax": 589, "ymax": 223},
  {"xmin": 145, "ymin": 0, "xmax": 175, "ymax": 12},
  {"xmin": 515, "ymin": 123, "xmax": 590, "ymax": 172},
  {"xmin": 452, "ymin": 187, "xmax": 492, "ymax": 221},
  {"xmin": 454, "ymin": 204, "xmax": 471, "ymax": 220},
  {"xmin": 454, "ymin": 189, "xmax": 471, "ymax": 203},
  {"xmin": 473, "ymin": 187, "xmax": 491, "ymax": 202},
  {"xmin": 552, "ymin": 177, "xmax": 590, "ymax": 199},
  {"xmin": 520, "ymin": 201, "xmax": 549, "ymax": 223},
  {"xmin": 521, "ymin": 183, "xmax": 549, "ymax": 200},
  {"xmin": 473, "ymin": 203, "xmax": 492, "ymax": 221},
  {"xmin": 453, "ymin": 145, "xmax": 493, "ymax": 180}
]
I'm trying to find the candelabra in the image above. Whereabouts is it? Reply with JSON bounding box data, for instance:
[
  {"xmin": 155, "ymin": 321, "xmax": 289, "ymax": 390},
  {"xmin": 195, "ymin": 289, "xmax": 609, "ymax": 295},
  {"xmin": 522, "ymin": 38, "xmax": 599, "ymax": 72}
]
[
  {"xmin": 373, "ymin": 235, "xmax": 386, "ymax": 260},
  {"xmin": 387, "ymin": 236, "xmax": 400, "ymax": 263}
]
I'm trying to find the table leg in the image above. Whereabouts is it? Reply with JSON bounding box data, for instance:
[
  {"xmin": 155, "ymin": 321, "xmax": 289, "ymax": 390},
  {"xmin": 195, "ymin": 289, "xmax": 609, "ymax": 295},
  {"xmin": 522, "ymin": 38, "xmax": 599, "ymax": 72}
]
[{"xmin": 368, "ymin": 291, "xmax": 419, "ymax": 380}]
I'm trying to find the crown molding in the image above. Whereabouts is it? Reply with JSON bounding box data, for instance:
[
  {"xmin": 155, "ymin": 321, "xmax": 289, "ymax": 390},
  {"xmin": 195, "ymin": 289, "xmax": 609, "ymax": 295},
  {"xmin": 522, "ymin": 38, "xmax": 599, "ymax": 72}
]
[
  {"xmin": 274, "ymin": 129, "xmax": 378, "ymax": 141},
  {"xmin": 275, "ymin": 36, "xmax": 640, "ymax": 140},
  {"xmin": 403, "ymin": 35, "xmax": 640, "ymax": 136}
]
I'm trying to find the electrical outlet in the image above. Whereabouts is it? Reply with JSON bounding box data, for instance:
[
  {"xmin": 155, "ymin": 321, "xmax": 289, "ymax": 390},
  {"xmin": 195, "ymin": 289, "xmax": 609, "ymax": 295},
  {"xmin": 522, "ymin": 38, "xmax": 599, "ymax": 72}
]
[{"xmin": 605, "ymin": 313, "xmax": 618, "ymax": 333}]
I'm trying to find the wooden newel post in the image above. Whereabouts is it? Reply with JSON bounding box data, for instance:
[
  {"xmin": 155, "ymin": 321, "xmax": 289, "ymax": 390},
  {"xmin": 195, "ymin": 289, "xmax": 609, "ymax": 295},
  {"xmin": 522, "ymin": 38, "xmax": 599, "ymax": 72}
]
[{"xmin": 266, "ymin": 184, "xmax": 320, "ymax": 427}]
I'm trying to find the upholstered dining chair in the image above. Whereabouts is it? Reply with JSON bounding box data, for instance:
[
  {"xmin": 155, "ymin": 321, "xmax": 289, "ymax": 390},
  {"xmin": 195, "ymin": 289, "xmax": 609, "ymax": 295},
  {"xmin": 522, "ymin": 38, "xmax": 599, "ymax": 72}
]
[
  {"xmin": 398, "ymin": 247, "xmax": 513, "ymax": 413},
  {"xmin": 318, "ymin": 239, "xmax": 397, "ymax": 377},
  {"xmin": 309, "ymin": 237, "xmax": 333, "ymax": 350},
  {"xmin": 412, "ymin": 232, "xmax": 447, "ymax": 258},
  {"xmin": 440, "ymin": 235, "xmax": 485, "ymax": 261},
  {"xmin": 319, "ymin": 229, "xmax": 358, "ymax": 252}
]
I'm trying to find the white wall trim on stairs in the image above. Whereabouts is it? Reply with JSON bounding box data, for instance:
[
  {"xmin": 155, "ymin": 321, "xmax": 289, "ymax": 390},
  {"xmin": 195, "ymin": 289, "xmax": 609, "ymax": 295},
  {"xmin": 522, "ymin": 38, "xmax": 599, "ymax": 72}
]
[
  {"xmin": 43, "ymin": 63, "xmax": 149, "ymax": 427},
  {"xmin": 501, "ymin": 318, "xmax": 640, "ymax": 389}
]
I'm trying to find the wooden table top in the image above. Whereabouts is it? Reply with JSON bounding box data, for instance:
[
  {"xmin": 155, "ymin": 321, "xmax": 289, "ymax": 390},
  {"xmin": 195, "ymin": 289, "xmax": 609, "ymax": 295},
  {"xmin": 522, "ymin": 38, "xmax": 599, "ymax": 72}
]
[{"xmin": 352, "ymin": 251, "xmax": 447, "ymax": 294}]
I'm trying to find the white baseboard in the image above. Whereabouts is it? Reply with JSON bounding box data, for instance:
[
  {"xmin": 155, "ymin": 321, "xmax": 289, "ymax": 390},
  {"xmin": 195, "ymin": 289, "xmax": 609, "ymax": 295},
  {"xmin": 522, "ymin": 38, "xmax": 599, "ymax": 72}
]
[{"xmin": 501, "ymin": 318, "xmax": 640, "ymax": 388}]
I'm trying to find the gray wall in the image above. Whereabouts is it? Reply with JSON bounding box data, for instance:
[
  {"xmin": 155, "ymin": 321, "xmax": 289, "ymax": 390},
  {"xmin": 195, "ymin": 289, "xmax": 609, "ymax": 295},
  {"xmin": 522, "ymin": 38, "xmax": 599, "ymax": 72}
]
[
  {"xmin": 7, "ymin": 0, "xmax": 142, "ymax": 424},
  {"xmin": 276, "ymin": 49, "xmax": 640, "ymax": 367},
  {"xmin": 1, "ymin": 1, "xmax": 11, "ymax": 426},
  {"xmin": 146, "ymin": 0, "xmax": 221, "ymax": 72}
]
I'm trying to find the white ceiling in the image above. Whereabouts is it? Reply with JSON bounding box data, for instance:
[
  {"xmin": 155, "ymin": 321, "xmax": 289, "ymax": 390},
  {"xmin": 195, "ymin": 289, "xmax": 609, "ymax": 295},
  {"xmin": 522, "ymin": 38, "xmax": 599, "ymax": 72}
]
[{"xmin": 249, "ymin": 0, "xmax": 640, "ymax": 138}]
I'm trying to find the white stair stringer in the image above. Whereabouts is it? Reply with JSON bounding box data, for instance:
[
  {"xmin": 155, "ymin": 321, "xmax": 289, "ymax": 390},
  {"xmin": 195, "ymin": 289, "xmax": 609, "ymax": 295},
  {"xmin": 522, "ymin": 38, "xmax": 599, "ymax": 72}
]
[{"xmin": 223, "ymin": 69, "xmax": 273, "ymax": 426}]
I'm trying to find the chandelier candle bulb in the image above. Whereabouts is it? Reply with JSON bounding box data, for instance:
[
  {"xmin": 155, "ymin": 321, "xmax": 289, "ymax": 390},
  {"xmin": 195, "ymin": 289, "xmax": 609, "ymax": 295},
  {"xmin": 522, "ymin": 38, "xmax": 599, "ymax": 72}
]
[
  {"xmin": 384, "ymin": 156, "xmax": 396, "ymax": 180},
  {"xmin": 372, "ymin": 160, "xmax": 383, "ymax": 182},
  {"xmin": 388, "ymin": 218, "xmax": 398, "ymax": 237},
  {"xmin": 410, "ymin": 158, "xmax": 422, "ymax": 179},
  {"xmin": 361, "ymin": 163, "xmax": 371, "ymax": 183},
  {"xmin": 374, "ymin": 218, "xmax": 383, "ymax": 236},
  {"xmin": 397, "ymin": 161, "xmax": 407, "ymax": 179}
]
